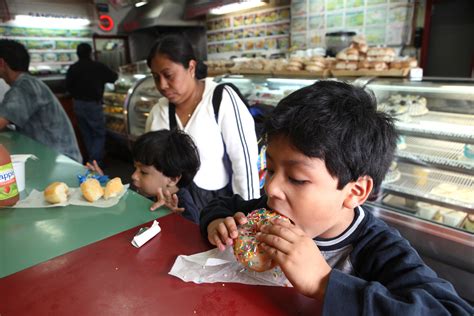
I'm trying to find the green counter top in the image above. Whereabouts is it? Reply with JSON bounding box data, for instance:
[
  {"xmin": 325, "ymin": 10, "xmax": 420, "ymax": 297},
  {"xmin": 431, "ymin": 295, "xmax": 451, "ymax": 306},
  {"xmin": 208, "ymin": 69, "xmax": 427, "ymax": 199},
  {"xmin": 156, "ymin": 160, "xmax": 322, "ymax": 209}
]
[{"xmin": 0, "ymin": 131, "xmax": 169, "ymax": 277}]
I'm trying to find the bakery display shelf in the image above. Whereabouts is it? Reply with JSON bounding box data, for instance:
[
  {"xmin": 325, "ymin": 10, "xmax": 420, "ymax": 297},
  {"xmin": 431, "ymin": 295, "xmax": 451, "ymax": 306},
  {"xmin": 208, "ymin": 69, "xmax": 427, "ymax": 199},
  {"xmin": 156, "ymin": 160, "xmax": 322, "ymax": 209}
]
[
  {"xmin": 332, "ymin": 68, "xmax": 410, "ymax": 78},
  {"xmin": 397, "ymin": 137, "xmax": 474, "ymax": 174},
  {"xmin": 382, "ymin": 162, "xmax": 474, "ymax": 213},
  {"xmin": 378, "ymin": 194, "xmax": 471, "ymax": 233},
  {"xmin": 229, "ymin": 69, "xmax": 272, "ymax": 75},
  {"xmin": 272, "ymin": 70, "xmax": 330, "ymax": 78},
  {"xmin": 396, "ymin": 112, "xmax": 474, "ymax": 145}
]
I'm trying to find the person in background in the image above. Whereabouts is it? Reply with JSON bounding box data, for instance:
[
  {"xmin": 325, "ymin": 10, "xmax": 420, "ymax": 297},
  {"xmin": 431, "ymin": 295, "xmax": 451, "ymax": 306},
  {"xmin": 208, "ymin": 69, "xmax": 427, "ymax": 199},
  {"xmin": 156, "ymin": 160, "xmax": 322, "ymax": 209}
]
[
  {"xmin": 88, "ymin": 129, "xmax": 202, "ymax": 223},
  {"xmin": 200, "ymin": 81, "xmax": 472, "ymax": 315},
  {"xmin": 0, "ymin": 39, "xmax": 82, "ymax": 162},
  {"xmin": 145, "ymin": 33, "xmax": 260, "ymax": 211},
  {"xmin": 66, "ymin": 42, "xmax": 118, "ymax": 167},
  {"xmin": 0, "ymin": 78, "xmax": 9, "ymax": 103}
]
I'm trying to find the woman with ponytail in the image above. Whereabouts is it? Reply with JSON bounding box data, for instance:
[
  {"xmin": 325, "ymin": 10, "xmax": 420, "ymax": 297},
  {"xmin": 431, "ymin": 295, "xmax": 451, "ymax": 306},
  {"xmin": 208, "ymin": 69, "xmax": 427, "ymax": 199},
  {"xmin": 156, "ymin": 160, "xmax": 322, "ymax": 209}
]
[{"xmin": 145, "ymin": 34, "xmax": 260, "ymax": 217}]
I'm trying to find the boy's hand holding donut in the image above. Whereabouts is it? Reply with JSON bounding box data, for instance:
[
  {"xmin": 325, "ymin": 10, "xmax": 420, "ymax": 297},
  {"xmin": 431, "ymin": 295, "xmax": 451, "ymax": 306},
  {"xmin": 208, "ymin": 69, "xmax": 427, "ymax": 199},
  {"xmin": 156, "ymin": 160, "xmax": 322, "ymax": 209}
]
[
  {"xmin": 257, "ymin": 218, "xmax": 331, "ymax": 301},
  {"xmin": 207, "ymin": 212, "xmax": 248, "ymax": 251}
]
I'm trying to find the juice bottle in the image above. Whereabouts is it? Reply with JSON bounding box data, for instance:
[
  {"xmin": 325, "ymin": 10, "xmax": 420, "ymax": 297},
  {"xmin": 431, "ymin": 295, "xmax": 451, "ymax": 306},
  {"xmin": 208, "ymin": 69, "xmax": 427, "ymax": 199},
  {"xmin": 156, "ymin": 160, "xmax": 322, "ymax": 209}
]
[{"xmin": 0, "ymin": 144, "xmax": 19, "ymax": 207}]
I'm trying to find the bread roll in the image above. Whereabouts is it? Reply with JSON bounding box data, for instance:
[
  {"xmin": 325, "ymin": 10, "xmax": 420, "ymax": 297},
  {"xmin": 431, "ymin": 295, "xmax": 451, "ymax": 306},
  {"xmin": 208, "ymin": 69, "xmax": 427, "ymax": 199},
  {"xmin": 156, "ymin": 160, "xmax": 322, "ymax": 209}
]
[
  {"xmin": 104, "ymin": 177, "xmax": 124, "ymax": 200},
  {"xmin": 44, "ymin": 182, "xmax": 69, "ymax": 204},
  {"xmin": 81, "ymin": 178, "xmax": 104, "ymax": 202}
]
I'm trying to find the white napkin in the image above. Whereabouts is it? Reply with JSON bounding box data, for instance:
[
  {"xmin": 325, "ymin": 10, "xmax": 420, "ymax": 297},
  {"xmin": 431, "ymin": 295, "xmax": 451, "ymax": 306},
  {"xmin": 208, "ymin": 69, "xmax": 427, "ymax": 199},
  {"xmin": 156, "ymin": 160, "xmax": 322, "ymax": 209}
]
[
  {"xmin": 169, "ymin": 247, "xmax": 291, "ymax": 287},
  {"xmin": 131, "ymin": 220, "xmax": 161, "ymax": 248},
  {"xmin": 13, "ymin": 184, "xmax": 130, "ymax": 208},
  {"xmin": 11, "ymin": 154, "xmax": 38, "ymax": 163}
]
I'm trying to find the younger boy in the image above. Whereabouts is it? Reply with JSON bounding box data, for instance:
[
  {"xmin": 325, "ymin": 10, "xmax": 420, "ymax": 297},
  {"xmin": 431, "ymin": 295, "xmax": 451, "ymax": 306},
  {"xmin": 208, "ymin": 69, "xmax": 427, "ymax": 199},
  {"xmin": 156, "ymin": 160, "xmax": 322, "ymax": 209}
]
[
  {"xmin": 89, "ymin": 129, "xmax": 201, "ymax": 223},
  {"xmin": 199, "ymin": 81, "xmax": 472, "ymax": 314}
]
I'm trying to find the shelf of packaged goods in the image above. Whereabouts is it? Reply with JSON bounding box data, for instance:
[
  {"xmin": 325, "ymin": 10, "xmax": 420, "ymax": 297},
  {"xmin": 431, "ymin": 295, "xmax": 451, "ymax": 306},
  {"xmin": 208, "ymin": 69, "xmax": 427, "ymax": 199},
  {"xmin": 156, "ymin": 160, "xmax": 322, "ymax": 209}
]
[
  {"xmin": 248, "ymin": 97, "xmax": 279, "ymax": 107},
  {"xmin": 396, "ymin": 136, "xmax": 474, "ymax": 175},
  {"xmin": 395, "ymin": 111, "xmax": 474, "ymax": 145},
  {"xmin": 381, "ymin": 162, "xmax": 474, "ymax": 213}
]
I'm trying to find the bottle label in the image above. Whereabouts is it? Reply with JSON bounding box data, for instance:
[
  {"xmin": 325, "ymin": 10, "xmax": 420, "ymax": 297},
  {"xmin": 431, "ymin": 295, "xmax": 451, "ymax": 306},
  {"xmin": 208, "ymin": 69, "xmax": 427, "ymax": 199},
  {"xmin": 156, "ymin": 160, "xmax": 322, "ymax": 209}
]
[{"xmin": 0, "ymin": 162, "xmax": 18, "ymax": 200}]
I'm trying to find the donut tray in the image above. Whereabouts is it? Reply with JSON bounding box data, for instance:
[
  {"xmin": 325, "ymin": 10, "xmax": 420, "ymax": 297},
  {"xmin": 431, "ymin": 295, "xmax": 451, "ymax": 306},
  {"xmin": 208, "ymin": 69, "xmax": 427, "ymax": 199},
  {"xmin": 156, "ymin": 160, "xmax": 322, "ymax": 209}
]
[
  {"xmin": 382, "ymin": 162, "xmax": 474, "ymax": 213},
  {"xmin": 397, "ymin": 137, "xmax": 474, "ymax": 174},
  {"xmin": 396, "ymin": 111, "xmax": 474, "ymax": 144}
]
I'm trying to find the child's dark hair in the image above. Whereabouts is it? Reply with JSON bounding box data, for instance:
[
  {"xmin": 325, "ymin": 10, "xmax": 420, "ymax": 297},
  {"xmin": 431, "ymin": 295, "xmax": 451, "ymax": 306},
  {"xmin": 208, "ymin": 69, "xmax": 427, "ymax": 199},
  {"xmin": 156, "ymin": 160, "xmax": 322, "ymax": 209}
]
[
  {"xmin": 146, "ymin": 33, "xmax": 207, "ymax": 79},
  {"xmin": 264, "ymin": 80, "xmax": 397, "ymax": 197},
  {"xmin": 0, "ymin": 39, "xmax": 30, "ymax": 72},
  {"xmin": 132, "ymin": 129, "xmax": 200, "ymax": 188}
]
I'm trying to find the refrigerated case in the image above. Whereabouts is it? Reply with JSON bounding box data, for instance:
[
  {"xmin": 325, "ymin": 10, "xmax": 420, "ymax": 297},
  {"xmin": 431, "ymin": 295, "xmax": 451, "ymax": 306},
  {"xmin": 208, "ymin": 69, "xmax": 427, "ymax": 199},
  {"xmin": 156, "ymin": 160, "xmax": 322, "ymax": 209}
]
[
  {"xmin": 363, "ymin": 78, "xmax": 474, "ymax": 301},
  {"xmin": 102, "ymin": 61, "xmax": 151, "ymax": 140}
]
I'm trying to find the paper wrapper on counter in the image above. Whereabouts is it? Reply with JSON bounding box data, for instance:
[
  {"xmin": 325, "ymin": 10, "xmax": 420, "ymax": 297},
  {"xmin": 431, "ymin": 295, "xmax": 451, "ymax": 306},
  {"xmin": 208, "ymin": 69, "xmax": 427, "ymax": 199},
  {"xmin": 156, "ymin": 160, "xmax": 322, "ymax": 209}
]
[
  {"xmin": 131, "ymin": 220, "xmax": 161, "ymax": 248},
  {"xmin": 169, "ymin": 247, "xmax": 291, "ymax": 287}
]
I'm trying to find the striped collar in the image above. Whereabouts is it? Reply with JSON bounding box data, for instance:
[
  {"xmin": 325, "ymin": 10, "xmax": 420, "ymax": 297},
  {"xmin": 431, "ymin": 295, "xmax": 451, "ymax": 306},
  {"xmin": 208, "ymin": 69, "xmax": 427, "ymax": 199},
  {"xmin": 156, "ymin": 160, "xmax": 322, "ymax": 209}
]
[{"xmin": 314, "ymin": 206, "xmax": 366, "ymax": 250}]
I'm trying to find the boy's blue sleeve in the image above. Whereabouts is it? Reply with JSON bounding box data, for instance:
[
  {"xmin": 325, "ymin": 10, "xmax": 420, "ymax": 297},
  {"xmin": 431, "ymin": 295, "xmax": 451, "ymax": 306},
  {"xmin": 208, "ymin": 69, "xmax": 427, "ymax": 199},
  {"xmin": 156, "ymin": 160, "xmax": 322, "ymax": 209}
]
[
  {"xmin": 323, "ymin": 270, "xmax": 472, "ymax": 315},
  {"xmin": 322, "ymin": 224, "xmax": 473, "ymax": 315}
]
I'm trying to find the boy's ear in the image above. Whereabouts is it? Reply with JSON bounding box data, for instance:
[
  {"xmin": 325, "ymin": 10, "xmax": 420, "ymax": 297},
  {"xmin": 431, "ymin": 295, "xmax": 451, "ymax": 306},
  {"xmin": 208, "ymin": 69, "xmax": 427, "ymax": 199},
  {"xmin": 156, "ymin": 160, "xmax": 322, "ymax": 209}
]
[
  {"xmin": 188, "ymin": 59, "xmax": 197, "ymax": 78},
  {"xmin": 342, "ymin": 176, "xmax": 373, "ymax": 209},
  {"xmin": 167, "ymin": 175, "xmax": 182, "ymax": 187}
]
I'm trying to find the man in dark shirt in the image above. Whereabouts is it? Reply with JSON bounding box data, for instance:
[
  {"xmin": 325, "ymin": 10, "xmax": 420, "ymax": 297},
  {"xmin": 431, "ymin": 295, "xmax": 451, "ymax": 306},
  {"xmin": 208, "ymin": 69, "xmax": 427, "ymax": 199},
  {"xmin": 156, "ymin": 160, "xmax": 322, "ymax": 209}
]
[{"xmin": 66, "ymin": 43, "xmax": 118, "ymax": 167}]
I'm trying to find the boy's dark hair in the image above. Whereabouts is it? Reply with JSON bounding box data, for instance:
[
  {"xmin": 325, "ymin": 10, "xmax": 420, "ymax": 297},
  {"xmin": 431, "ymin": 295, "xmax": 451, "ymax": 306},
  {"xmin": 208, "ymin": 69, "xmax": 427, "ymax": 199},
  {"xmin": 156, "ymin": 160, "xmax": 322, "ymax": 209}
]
[
  {"xmin": 132, "ymin": 129, "xmax": 200, "ymax": 188},
  {"xmin": 264, "ymin": 80, "xmax": 397, "ymax": 197},
  {"xmin": 77, "ymin": 43, "xmax": 92, "ymax": 60},
  {"xmin": 0, "ymin": 39, "xmax": 30, "ymax": 72},
  {"xmin": 146, "ymin": 33, "xmax": 207, "ymax": 79}
]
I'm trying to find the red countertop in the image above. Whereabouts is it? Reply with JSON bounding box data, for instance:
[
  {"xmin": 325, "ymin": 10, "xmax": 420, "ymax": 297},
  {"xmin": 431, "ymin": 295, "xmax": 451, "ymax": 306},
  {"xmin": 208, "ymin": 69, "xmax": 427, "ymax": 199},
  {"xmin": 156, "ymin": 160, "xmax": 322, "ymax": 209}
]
[{"xmin": 0, "ymin": 213, "xmax": 322, "ymax": 315}]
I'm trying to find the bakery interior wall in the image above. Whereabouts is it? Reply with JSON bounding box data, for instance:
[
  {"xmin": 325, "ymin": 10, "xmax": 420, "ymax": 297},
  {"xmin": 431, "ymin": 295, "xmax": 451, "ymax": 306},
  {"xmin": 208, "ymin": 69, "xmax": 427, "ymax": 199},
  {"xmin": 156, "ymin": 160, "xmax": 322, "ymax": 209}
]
[{"xmin": 206, "ymin": 0, "xmax": 421, "ymax": 61}]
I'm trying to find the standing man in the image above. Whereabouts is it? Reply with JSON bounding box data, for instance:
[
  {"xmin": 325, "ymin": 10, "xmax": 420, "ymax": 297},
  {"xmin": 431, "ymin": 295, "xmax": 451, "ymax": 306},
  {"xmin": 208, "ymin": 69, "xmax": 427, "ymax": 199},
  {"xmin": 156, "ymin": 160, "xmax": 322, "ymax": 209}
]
[
  {"xmin": 66, "ymin": 43, "xmax": 118, "ymax": 167},
  {"xmin": 0, "ymin": 39, "xmax": 82, "ymax": 162}
]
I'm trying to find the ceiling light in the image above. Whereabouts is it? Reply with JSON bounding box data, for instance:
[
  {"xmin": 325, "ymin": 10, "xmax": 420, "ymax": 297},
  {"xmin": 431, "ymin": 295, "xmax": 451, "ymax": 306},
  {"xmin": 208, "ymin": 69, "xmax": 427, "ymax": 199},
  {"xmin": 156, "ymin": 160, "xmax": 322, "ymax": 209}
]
[
  {"xmin": 14, "ymin": 15, "xmax": 90, "ymax": 29},
  {"xmin": 210, "ymin": 0, "xmax": 267, "ymax": 15}
]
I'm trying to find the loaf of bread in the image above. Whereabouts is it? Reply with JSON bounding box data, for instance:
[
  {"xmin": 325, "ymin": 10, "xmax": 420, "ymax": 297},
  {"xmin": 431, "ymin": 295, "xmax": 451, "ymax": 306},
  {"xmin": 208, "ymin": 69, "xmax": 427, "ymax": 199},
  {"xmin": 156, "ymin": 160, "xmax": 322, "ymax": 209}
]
[
  {"xmin": 44, "ymin": 182, "xmax": 69, "ymax": 204},
  {"xmin": 104, "ymin": 177, "xmax": 124, "ymax": 200},
  {"xmin": 80, "ymin": 178, "xmax": 104, "ymax": 202}
]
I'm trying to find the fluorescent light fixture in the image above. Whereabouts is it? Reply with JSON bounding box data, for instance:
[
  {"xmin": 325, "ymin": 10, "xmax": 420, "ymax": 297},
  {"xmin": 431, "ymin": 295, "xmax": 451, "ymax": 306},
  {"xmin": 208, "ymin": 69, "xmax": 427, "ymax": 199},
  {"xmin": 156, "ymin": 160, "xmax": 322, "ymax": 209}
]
[
  {"xmin": 14, "ymin": 15, "xmax": 90, "ymax": 29},
  {"xmin": 210, "ymin": 0, "xmax": 267, "ymax": 15},
  {"xmin": 135, "ymin": 1, "xmax": 148, "ymax": 7}
]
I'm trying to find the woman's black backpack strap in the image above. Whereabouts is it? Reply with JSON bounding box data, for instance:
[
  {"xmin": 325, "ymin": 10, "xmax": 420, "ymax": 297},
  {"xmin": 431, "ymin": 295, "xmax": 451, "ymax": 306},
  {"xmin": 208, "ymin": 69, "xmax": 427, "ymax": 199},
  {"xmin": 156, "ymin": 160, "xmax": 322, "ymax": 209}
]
[
  {"xmin": 211, "ymin": 83, "xmax": 250, "ymax": 120},
  {"xmin": 168, "ymin": 102, "xmax": 178, "ymax": 130}
]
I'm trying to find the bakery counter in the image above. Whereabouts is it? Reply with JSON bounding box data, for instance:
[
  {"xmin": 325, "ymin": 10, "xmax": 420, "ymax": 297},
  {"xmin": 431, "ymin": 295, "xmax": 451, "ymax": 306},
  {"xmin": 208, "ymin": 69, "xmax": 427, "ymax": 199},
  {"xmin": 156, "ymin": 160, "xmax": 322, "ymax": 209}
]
[{"xmin": 0, "ymin": 131, "xmax": 169, "ymax": 278}]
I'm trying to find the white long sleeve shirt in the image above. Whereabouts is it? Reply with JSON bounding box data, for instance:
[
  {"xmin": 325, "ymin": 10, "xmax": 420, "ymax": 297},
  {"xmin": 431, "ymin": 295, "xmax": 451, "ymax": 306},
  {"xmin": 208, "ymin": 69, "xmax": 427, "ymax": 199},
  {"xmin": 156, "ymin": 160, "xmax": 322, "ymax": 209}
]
[{"xmin": 145, "ymin": 78, "xmax": 260, "ymax": 200}]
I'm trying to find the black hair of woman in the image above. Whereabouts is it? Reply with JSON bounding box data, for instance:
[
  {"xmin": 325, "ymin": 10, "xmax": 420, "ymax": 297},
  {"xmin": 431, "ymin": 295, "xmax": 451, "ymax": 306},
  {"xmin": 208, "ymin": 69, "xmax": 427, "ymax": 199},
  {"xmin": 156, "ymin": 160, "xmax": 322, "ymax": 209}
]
[
  {"xmin": 146, "ymin": 33, "xmax": 207, "ymax": 80},
  {"xmin": 132, "ymin": 129, "xmax": 201, "ymax": 188}
]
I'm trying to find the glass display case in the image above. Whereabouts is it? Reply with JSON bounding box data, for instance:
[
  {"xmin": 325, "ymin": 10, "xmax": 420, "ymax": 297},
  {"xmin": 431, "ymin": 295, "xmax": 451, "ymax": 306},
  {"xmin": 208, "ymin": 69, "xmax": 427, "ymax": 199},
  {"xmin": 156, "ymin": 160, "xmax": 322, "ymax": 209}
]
[
  {"xmin": 103, "ymin": 61, "xmax": 150, "ymax": 139},
  {"xmin": 125, "ymin": 74, "xmax": 473, "ymax": 301}
]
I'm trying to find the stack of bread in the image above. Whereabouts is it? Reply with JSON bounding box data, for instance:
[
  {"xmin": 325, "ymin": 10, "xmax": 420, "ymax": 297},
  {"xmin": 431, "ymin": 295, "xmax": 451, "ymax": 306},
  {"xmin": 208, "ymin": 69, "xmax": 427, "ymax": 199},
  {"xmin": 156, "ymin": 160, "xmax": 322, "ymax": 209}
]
[
  {"xmin": 205, "ymin": 60, "xmax": 234, "ymax": 74},
  {"xmin": 333, "ymin": 35, "xmax": 419, "ymax": 73},
  {"xmin": 285, "ymin": 56, "xmax": 305, "ymax": 72},
  {"xmin": 303, "ymin": 56, "xmax": 330, "ymax": 72}
]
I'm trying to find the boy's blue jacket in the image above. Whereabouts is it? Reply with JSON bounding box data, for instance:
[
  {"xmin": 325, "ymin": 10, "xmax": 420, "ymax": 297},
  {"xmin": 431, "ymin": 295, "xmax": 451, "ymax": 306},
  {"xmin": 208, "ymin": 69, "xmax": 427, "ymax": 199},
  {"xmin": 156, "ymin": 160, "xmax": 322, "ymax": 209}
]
[{"xmin": 200, "ymin": 194, "xmax": 473, "ymax": 315}]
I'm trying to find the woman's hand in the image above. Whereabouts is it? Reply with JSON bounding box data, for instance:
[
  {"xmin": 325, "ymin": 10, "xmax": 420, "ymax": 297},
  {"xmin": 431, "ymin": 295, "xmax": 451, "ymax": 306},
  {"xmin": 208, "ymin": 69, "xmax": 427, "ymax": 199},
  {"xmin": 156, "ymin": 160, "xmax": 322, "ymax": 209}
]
[
  {"xmin": 150, "ymin": 187, "xmax": 185, "ymax": 213},
  {"xmin": 207, "ymin": 212, "xmax": 248, "ymax": 251},
  {"xmin": 85, "ymin": 160, "xmax": 104, "ymax": 176},
  {"xmin": 257, "ymin": 219, "xmax": 331, "ymax": 301}
]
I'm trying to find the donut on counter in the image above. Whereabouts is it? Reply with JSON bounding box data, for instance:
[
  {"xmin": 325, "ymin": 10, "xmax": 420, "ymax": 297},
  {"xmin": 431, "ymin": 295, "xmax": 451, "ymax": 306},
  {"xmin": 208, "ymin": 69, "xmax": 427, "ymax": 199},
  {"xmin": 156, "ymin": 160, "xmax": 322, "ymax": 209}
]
[{"xmin": 234, "ymin": 208, "xmax": 290, "ymax": 272}]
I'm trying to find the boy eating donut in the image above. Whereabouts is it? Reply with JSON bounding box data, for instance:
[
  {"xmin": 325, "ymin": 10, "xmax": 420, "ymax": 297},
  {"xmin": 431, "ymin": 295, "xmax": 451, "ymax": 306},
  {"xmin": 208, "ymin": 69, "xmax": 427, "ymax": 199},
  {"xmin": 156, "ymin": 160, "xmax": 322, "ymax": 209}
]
[{"xmin": 199, "ymin": 81, "xmax": 472, "ymax": 314}]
